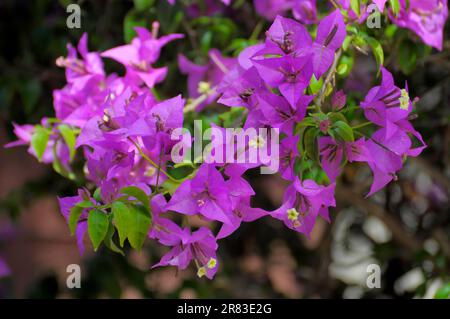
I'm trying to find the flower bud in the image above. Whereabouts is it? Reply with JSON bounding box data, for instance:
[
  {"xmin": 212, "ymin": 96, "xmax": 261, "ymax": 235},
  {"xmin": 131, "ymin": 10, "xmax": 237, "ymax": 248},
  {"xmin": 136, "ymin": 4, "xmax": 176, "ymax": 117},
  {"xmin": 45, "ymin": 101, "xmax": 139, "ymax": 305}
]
[{"xmin": 331, "ymin": 90, "xmax": 346, "ymax": 111}]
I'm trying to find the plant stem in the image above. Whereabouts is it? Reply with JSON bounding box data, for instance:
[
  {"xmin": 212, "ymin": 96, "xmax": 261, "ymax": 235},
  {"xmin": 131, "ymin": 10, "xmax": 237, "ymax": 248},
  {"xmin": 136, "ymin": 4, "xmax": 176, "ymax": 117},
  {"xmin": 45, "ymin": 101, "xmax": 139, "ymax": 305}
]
[
  {"xmin": 183, "ymin": 87, "xmax": 217, "ymax": 113},
  {"xmin": 210, "ymin": 52, "xmax": 229, "ymax": 73},
  {"xmin": 354, "ymin": 131, "xmax": 397, "ymax": 155},
  {"xmin": 127, "ymin": 137, "xmax": 179, "ymax": 183},
  {"xmin": 250, "ymin": 19, "xmax": 264, "ymax": 41},
  {"xmin": 352, "ymin": 122, "xmax": 372, "ymax": 130},
  {"xmin": 154, "ymin": 145, "xmax": 164, "ymax": 193},
  {"xmin": 317, "ymin": 48, "xmax": 343, "ymax": 108},
  {"xmin": 343, "ymin": 105, "xmax": 361, "ymax": 112}
]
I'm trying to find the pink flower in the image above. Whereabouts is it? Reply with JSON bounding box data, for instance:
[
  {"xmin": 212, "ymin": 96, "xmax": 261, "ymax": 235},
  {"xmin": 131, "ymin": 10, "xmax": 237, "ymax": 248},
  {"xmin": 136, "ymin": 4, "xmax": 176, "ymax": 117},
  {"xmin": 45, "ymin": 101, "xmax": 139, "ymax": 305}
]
[
  {"xmin": 166, "ymin": 164, "xmax": 234, "ymax": 225},
  {"xmin": 102, "ymin": 23, "xmax": 183, "ymax": 88},
  {"xmin": 179, "ymin": 49, "xmax": 235, "ymax": 111},
  {"xmin": 319, "ymin": 137, "xmax": 372, "ymax": 182},
  {"xmin": 389, "ymin": 0, "xmax": 448, "ymax": 50},
  {"xmin": 272, "ymin": 179, "xmax": 336, "ymax": 236},
  {"xmin": 153, "ymin": 227, "xmax": 219, "ymax": 279}
]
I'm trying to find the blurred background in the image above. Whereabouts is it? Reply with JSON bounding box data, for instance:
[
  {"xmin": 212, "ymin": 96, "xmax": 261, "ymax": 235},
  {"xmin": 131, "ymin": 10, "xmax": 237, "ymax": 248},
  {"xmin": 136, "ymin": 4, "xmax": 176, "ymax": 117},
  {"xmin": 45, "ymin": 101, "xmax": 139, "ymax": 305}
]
[{"xmin": 0, "ymin": 0, "xmax": 449, "ymax": 298}]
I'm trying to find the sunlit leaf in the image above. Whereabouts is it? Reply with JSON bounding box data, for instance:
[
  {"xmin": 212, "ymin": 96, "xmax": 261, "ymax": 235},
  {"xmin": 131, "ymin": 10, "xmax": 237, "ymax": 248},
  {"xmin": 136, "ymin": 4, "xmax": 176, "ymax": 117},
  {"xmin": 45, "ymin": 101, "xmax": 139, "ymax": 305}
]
[
  {"xmin": 31, "ymin": 125, "xmax": 50, "ymax": 162},
  {"xmin": 88, "ymin": 209, "xmax": 109, "ymax": 251}
]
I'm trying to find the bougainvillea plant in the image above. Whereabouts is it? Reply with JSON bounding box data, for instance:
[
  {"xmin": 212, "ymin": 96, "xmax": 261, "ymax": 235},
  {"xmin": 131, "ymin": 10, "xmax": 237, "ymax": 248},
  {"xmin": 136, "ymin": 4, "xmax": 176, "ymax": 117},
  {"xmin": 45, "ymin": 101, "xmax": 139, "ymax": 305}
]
[{"xmin": 5, "ymin": 0, "xmax": 447, "ymax": 279}]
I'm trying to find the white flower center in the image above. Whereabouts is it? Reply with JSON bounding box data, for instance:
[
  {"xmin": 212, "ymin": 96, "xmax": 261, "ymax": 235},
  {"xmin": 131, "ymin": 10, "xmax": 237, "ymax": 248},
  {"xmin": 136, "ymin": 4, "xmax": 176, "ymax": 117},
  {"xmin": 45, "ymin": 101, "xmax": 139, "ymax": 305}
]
[
  {"xmin": 144, "ymin": 166, "xmax": 156, "ymax": 177},
  {"xmin": 287, "ymin": 208, "xmax": 299, "ymax": 221},
  {"xmin": 399, "ymin": 89, "xmax": 410, "ymax": 110},
  {"xmin": 198, "ymin": 81, "xmax": 211, "ymax": 94},
  {"xmin": 197, "ymin": 266, "xmax": 206, "ymax": 278},
  {"xmin": 207, "ymin": 257, "xmax": 217, "ymax": 269},
  {"xmin": 249, "ymin": 136, "xmax": 266, "ymax": 149}
]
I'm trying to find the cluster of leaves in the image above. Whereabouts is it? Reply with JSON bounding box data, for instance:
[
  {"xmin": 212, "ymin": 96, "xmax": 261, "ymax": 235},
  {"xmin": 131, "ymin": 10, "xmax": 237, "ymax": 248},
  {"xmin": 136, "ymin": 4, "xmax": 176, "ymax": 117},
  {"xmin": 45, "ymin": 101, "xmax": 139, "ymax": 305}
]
[{"xmin": 70, "ymin": 186, "xmax": 151, "ymax": 252}]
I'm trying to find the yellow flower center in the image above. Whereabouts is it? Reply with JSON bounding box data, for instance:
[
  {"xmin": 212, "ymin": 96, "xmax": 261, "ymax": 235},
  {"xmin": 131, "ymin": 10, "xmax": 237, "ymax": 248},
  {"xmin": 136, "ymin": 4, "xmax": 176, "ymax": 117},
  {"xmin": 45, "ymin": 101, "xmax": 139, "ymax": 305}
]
[
  {"xmin": 198, "ymin": 81, "xmax": 211, "ymax": 94},
  {"xmin": 207, "ymin": 257, "xmax": 217, "ymax": 269},
  {"xmin": 399, "ymin": 89, "xmax": 410, "ymax": 110},
  {"xmin": 197, "ymin": 266, "xmax": 206, "ymax": 278},
  {"xmin": 287, "ymin": 208, "xmax": 299, "ymax": 221},
  {"xmin": 144, "ymin": 166, "xmax": 156, "ymax": 177},
  {"xmin": 249, "ymin": 136, "xmax": 266, "ymax": 149}
]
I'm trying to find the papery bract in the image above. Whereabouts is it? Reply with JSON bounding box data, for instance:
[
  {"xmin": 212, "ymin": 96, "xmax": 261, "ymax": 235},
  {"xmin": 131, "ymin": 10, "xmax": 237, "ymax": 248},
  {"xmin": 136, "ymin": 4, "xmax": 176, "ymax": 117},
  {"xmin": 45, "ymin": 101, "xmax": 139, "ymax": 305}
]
[
  {"xmin": 153, "ymin": 226, "xmax": 219, "ymax": 279},
  {"xmin": 272, "ymin": 179, "xmax": 336, "ymax": 236},
  {"xmin": 166, "ymin": 164, "xmax": 234, "ymax": 225},
  {"xmin": 102, "ymin": 24, "xmax": 183, "ymax": 88},
  {"xmin": 389, "ymin": 0, "xmax": 448, "ymax": 51},
  {"xmin": 292, "ymin": 0, "xmax": 317, "ymax": 24},
  {"xmin": 319, "ymin": 137, "xmax": 372, "ymax": 182},
  {"xmin": 179, "ymin": 49, "xmax": 235, "ymax": 111},
  {"xmin": 58, "ymin": 191, "xmax": 92, "ymax": 255}
]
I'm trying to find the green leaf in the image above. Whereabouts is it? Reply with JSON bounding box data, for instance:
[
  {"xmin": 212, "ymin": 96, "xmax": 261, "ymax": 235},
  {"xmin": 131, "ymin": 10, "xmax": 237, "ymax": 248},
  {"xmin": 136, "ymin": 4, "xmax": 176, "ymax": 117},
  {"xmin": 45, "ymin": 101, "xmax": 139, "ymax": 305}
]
[
  {"xmin": 93, "ymin": 188, "xmax": 102, "ymax": 203},
  {"xmin": 123, "ymin": 10, "xmax": 146, "ymax": 43},
  {"xmin": 31, "ymin": 125, "xmax": 50, "ymax": 162},
  {"xmin": 58, "ymin": 124, "xmax": 76, "ymax": 160},
  {"xmin": 350, "ymin": 0, "xmax": 360, "ymax": 15},
  {"xmin": 342, "ymin": 35, "xmax": 354, "ymax": 51},
  {"xmin": 304, "ymin": 127, "xmax": 320, "ymax": 163},
  {"xmin": 308, "ymin": 75, "xmax": 323, "ymax": 95},
  {"xmin": 104, "ymin": 217, "xmax": 124, "ymax": 256},
  {"xmin": 384, "ymin": 24, "xmax": 398, "ymax": 39},
  {"xmin": 69, "ymin": 206, "xmax": 83, "ymax": 235},
  {"xmin": 336, "ymin": 63, "xmax": 348, "ymax": 75},
  {"xmin": 328, "ymin": 112, "xmax": 348, "ymax": 124},
  {"xmin": 297, "ymin": 117, "xmax": 317, "ymax": 129},
  {"xmin": 353, "ymin": 35, "xmax": 367, "ymax": 48},
  {"xmin": 88, "ymin": 209, "xmax": 109, "ymax": 251},
  {"xmin": 112, "ymin": 201, "xmax": 132, "ymax": 247},
  {"xmin": 120, "ymin": 186, "xmax": 150, "ymax": 209},
  {"xmin": 127, "ymin": 205, "xmax": 152, "ymax": 250},
  {"xmin": 293, "ymin": 156, "xmax": 303, "ymax": 176},
  {"xmin": 397, "ymin": 40, "xmax": 417, "ymax": 74},
  {"xmin": 76, "ymin": 200, "xmax": 95, "ymax": 208},
  {"xmin": 346, "ymin": 24, "xmax": 359, "ymax": 35},
  {"xmin": 310, "ymin": 112, "xmax": 328, "ymax": 122},
  {"xmin": 51, "ymin": 140, "xmax": 75, "ymax": 180},
  {"xmin": 296, "ymin": 126, "xmax": 307, "ymax": 155},
  {"xmin": 332, "ymin": 121, "xmax": 355, "ymax": 142},
  {"xmin": 200, "ymin": 31, "xmax": 213, "ymax": 55},
  {"xmin": 226, "ymin": 38, "xmax": 258, "ymax": 56},
  {"xmin": 161, "ymin": 179, "xmax": 182, "ymax": 195},
  {"xmin": 434, "ymin": 283, "xmax": 450, "ymax": 299},
  {"xmin": 389, "ymin": 0, "xmax": 400, "ymax": 16},
  {"xmin": 133, "ymin": 0, "xmax": 153, "ymax": 11},
  {"xmin": 324, "ymin": 82, "xmax": 333, "ymax": 98},
  {"xmin": 366, "ymin": 37, "xmax": 384, "ymax": 70},
  {"xmin": 338, "ymin": 55, "xmax": 354, "ymax": 77},
  {"xmin": 218, "ymin": 107, "xmax": 246, "ymax": 128}
]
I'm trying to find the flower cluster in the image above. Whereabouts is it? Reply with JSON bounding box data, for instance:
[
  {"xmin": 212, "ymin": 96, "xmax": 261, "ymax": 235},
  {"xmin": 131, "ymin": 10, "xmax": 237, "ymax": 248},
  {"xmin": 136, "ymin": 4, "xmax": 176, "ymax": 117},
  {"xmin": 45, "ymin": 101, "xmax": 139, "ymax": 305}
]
[
  {"xmin": 6, "ymin": 1, "xmax": 443, "ymax": 279},
  {"xmin": 262, "ymin": 0, "xmax": 447, "ymax": 51},
  {"xmin": 253, "ymin": 0, "xmax": 317, "ymax": 23},
  {"xmin": 169, "ymin": 0, "xmax": 448, "ymax": 51},
  {"xmin": 374, "ymin": 0, "xmax": 448, "ymax": 50},
  {"xmin": 258, "ymin": 0, "xmax": 448, "ymax": 50}
]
